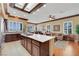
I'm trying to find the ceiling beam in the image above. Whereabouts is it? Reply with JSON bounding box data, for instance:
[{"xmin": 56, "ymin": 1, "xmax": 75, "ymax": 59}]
[
  {"xmin": 23, "ymin": 3, "xmax": 28, "ymax": 9},
  {"xmin": 1, "ymin": 3, "xmax": 28, "ymax": 21}
]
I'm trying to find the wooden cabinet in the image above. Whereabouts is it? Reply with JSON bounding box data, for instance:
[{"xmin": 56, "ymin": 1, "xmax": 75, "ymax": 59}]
[
  {"xmin": 32, "ymin": 44, "xmax": 40, "ymax": 56},
  {"xmin": 32, "ymin": 40, "xmax": 40, "ymax": 56},
  {"xmin": 20, "ymin": 36, "xmax": 27, "ymax": 49},
  {"xmin": 40, "ymin": 41, "xmax": 49, "ymax": 56},
  {"xmin": 20, "ymin": 36, "xmax": 32, "ymax": 54},
  {"xmin": 20, "ymin": 36, "xmax": 25, "ymax": 47},
  {"xmin": 20, "ymin": 35, "xmax": 49, "ymax": 56},
  {"xmin": 5, "ymin": 34, "xmax": 49, "ymax": 56},
  {"xmin": 27, "ymin": 39, "xmax": 31, "ymax": 54},
  {"xmin": 5, "ymin": 34, "xmax": 20, "ymax": 42},
  {"xmin": 32, "ymin": 40, "xmax": 40, "ymax": 46}
]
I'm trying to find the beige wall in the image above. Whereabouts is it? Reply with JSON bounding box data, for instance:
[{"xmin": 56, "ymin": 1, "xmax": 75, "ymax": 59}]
[{"xmin": 37, "ymin": 16, "xmax": 79, "ymax": 34}]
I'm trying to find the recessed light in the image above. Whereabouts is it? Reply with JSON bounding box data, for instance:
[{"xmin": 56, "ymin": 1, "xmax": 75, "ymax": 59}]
[
  {"xmin": 43, "ymin": 4, "xmax": 46, "ymax": 7},
  {"xmin": 32, "ymin": 9, "xmax": 39, "ymax": 14},
  {"xmin": 37, "ymin": 9, "xmax": 39, "ymax": 12},
  {"xmin": 24, "ymin": 15, "xmax": 26, "ymax": 17},
  {"xmin": 49, "ymin": 18, "xmax": 52, "ymax": 20},
  {"xmin": 13, "ymin": 12, "xmax": 16, "ymax": 14},
  {"xmin": 33, "ymin": 12, "xmax": 35, "ymax": 14}
]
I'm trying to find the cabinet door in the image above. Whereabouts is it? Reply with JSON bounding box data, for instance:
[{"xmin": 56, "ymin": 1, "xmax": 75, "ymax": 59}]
[
  {"xmin": 22, "ymin": 39, "xmax": 25, "ymax": 47},
  {"xmin": 21, "ymin": 38, "xmax": 23, "ymax": 45},
  {"xmin": 24, "ymin": 37, "xmax": 27, "ymax": 49},
  {"xmin": 32, "ymin": 44, "xmax": 40, "ymax": 56},
  {"xmin": 27, "ymin": 39, "xmax": 31, "ymax": 54},
  {"xmin": 23, "ymin": 37, "xmax": 26, "ymax": 48},
  {"xmin": 21, "ymin": 36, "xmax": 25, "ymax": 47},
  {"xmin": 25, "ymin": 39, "xmax": 27, "ymax": 50}
]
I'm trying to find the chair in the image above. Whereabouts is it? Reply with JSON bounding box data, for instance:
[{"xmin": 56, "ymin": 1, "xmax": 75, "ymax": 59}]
[
  {"xmin": 45, "ymin": 32, "xmax": 52, "ymax": 36},
  {"xmin": 55, "ymin": 33, "xmax": 64, "ymax": 41},
  {"xmin": 67, "ymin": 34, "xmax": 76, "ymax": 41}
]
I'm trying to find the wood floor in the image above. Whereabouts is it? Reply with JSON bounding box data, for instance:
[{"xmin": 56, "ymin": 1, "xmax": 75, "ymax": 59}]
[{"xmin": 53, "ymin": 41, "xmax": 79, "ymax": 56}]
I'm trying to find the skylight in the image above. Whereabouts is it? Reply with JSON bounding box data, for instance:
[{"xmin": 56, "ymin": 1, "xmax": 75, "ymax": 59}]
[
  {"xmin": 14, "ymin": 3, "xmax": 44, "ymax": 13},
  {"xmin": 15, "ymin": 3, "xmax": 25, "ymax": 9},
  {"xmin": 24, "ymin": 3, "xmax": 39, "ymax": 12}
]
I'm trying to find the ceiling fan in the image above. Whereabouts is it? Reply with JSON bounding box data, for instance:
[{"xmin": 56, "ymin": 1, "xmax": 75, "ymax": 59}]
[{"xmin": 49, "ymin": 15, "xmax": 55, "ymax": 20}]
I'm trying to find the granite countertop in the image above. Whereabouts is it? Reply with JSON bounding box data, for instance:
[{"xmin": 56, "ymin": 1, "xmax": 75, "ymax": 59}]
[
  {"xmin": 21, "ymin": 33, "xmax": 55, "ymax": 42},
  {"xmin": 2, "ymin": 32, "xmax": 22, "ymax": 35},
  {"xmin": 1, "ymin": 32, "xmax": 55, "ymax": 42}
]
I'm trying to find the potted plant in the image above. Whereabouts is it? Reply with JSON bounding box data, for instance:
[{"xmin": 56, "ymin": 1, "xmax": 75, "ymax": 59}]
[{"xmin": 76, "ymin": 25, "xmax": 79, "ymax": 42}]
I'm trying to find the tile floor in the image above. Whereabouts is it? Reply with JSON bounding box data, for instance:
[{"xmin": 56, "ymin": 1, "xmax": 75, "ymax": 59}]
[{"xmin": 0, "ymin": 41, "xmax": 31, "ymax": 56}]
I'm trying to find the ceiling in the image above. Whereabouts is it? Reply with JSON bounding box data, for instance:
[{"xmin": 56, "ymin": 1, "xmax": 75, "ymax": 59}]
[{"xmin": 8, "ymin": 3, "xmax": 79, "ymax": 23}]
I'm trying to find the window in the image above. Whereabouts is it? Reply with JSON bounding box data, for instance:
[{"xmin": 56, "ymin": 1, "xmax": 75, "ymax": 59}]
[
  {"xmin": 63, "ymin": 21, "xmax": 73, "ymax": 34},
  {"xmin": 42, "ymin": 25, "xmax": 45, "ymax": 31},
  {"xmin": 20, "ymin": 23, "xmax": 22, "ymax": 30},
  {"xmin": 28, "ymin": 26, "xmax": 32, "ymax": 32},
  {"xmin": 27, "ymin": 24, "xmax": 37, "ymax": 33},
  {"xmin": 47, "ymin": 25, "xmax": 50, "ymax": 32},
  {"xmin": 8, "ymin": 21, "xmax": 23, "ymax": 32}
]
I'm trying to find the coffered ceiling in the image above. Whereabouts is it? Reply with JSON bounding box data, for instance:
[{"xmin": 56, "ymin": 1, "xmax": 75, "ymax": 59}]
[{"xmin": 7, "ymin": 3, "xmax": 79, "ymax": 23}]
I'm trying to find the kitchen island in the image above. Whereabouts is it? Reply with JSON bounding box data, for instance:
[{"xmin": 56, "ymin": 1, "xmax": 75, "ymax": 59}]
[
  {"xmin": 20, "ymin": 34, "xmax": 55, "ymax": 56},
  {"xmin": 4, "ymin": 33, "xmax": 55, "ymax": 56}
]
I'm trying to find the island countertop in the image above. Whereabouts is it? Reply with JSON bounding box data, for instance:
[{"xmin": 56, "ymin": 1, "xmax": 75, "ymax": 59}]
[{"xmin": 21, "ymin": 33, "xmax": 55, "ymax": 42}]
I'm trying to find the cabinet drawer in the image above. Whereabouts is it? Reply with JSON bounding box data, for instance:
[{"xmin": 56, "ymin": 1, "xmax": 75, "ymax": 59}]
[{"xmin": 32, "ymin": 40, "xmax": 40, "ymax": 46}]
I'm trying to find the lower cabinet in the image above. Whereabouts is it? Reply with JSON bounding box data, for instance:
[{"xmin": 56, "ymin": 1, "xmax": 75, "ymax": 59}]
[
  {"xmin": 27, "ymin": 39, "xmax": 31, "ymax": 54},
  {"xmin": 24, "ymin": 37, "xmax": 27, "ymax": 48},
  {"xmin": 20, "ymin": 36, "xmax": 24, "ymax": 47},
  {"xmin": 5, "ymin": 34, "xmax": 20, "ymax": 42},
  {"xmin": 21, "ymin": 36, "xmax": 27, "ymax": 48},
  {"xmin": 32, "ymin": 44, "xmax": 40, "ymax": 56},
  {"xmin": 20, "ymin": 35, "xmax": 49, "ymax": 56}
]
